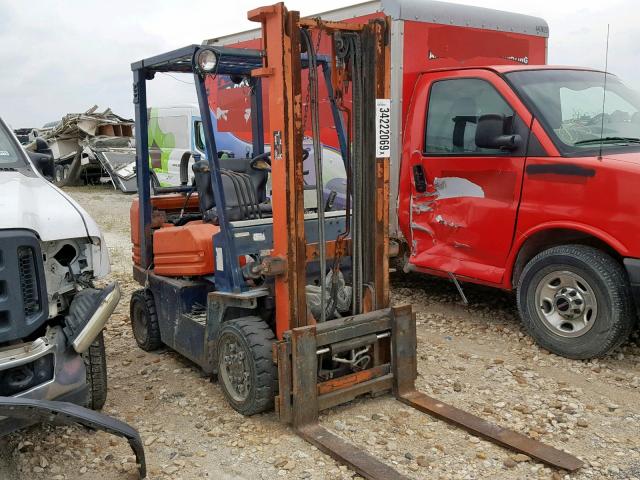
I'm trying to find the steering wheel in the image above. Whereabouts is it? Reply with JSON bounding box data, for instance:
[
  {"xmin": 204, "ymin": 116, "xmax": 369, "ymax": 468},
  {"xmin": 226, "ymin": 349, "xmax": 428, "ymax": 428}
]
[
  {"xmin": 250, "ymin": 149, "xmax": 310, "ymax": 172},
  {"xmin": 250, "ymin": 152, "xmax": 271, "ymax": 172}
]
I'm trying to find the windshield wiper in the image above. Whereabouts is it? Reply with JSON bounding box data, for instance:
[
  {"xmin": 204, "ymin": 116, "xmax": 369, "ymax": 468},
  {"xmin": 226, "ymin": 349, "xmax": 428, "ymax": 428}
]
[{"xmin": 574, "ymin": 136, "xmax": 640, "ymax": 145}]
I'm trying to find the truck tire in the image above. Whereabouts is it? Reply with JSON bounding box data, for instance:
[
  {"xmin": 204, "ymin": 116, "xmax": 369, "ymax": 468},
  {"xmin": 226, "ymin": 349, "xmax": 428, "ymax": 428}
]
[
  {"xmin": 517, "ymin": 245, "xmax": 636, "ymax": 359},
  {"xmin": 130, "ymin": 289, "xmax": 162, "ymax": 351},
  {"xmin": 83, "ymin": 332, "xmax": 108, "ymax": 410},
  {"xmin": 216, "ymin": 317, "xmax": 276, "ymax": 416}
]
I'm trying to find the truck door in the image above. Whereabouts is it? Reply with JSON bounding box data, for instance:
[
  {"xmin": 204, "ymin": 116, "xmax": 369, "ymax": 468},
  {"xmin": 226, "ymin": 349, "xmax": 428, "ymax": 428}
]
[{"xmin": 405, "ymin": 71, "xmax": 532, "ymax": 285}]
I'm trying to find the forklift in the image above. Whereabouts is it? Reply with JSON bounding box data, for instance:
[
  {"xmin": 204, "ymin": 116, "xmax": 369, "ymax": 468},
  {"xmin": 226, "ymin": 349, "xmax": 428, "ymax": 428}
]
[{"xmin": 129, "ymin": 3, "xmax": 581, "ymax": 477}]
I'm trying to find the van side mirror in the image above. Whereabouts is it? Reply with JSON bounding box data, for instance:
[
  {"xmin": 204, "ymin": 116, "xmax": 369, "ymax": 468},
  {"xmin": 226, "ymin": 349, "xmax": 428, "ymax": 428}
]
[{"xmin": 475, "ymin": 114, "xmax": 521, "ymax": 151}]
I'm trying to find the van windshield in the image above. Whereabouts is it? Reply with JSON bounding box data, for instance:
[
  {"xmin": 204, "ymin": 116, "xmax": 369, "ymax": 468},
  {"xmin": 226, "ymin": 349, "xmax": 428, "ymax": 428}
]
[
  {"xmin": 506, "ymin": 69, "xmax": 640, "ymax": 155},
  {"xmin": 0, "ymin": 121, "xmax": 28, "ymax": 167}
]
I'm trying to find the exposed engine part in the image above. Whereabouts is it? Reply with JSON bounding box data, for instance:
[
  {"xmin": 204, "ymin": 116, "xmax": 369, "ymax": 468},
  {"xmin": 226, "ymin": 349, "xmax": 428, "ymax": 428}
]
[
  {"xmin": 305, "ymin": 270, "xmax": 352, "ymax": 321},
  {"xmin": 331, "ymin": 346, "xmax": 371, "ymax": 371},
  {"xmin": 42, "ymin": 239, "xmax": 97, "ymax": 317}
]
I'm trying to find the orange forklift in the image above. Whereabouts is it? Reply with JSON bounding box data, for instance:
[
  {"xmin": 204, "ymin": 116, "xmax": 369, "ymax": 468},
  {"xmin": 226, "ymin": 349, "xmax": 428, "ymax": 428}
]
[{"xmin": 129, "ymin": 3, "xmax": 581, "ymax": 477}]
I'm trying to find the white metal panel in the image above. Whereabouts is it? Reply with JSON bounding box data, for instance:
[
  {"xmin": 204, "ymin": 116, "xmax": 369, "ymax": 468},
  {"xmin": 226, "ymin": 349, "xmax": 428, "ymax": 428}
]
[
  {"xmin": 388, "ymin": 18, "xmax": 404, "ymax": 238},
  {"xmin": 380, "ymin": 0, "xmax": 548, "ymax": 37},
  {"xmin": 0, "ymin": 171, "xmax": 106, "ymax": 245},
  {"xmin": 205, "ymin": 0, "xmax": 548, "ymax": 46}
]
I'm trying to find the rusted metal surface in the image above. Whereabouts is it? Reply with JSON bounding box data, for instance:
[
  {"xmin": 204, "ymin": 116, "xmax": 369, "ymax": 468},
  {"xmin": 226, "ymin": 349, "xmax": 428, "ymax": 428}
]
[
  {"xmin": 390, "ymin": 305, "xmax": 418, "ymax": 396},
  {"xmin": 305, "ymin": 239, "xmax": 352, "ymax": 262},
  {"xmin": 298, "ymin": 18, "xmax": 366, "ymax": 32},
  {"xmin": 373, "ymin": 18, "xmax": 391, "ymax": 311},
  {"xmin": 317, "ymin": 364, "xmax": 390, "ymax": 395},
  {"xmin": 398, "ymin": 391, "xmax": 583, "ymax": 471},
  {"xmin": 318, "ymin": 374, "xmax": 393, "ymax": 411},
  {"xmin": 314, "ymin": 309, "xmax": 392, "ymax": 347},
  {"xmin": 291, "ymin": 326, "xmax": 319, "ymax": 428},
  {"xmin": 255, "ymin": 255, "xmax": 287, "ymax": 276},
  {"xmin": 297, "ymin": 424, "xmax": 409, "ymax": 480},
  {"xmin": 249, "ymin": 3, "xmax": 307, "ymax": 339},
  {"xmin": 274, "ymin": 341, "xmax": 292, "ymax": 424}
]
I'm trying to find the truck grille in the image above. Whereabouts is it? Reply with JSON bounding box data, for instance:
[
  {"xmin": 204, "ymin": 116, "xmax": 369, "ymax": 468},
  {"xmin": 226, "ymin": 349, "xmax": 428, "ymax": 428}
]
[
  {"xmin": 17, "ymin": 247, "xmax": 40, "ymax": 317},
  {"xmin": 0, "ymin": 230, "xmax": 48, "ymax": 343}
]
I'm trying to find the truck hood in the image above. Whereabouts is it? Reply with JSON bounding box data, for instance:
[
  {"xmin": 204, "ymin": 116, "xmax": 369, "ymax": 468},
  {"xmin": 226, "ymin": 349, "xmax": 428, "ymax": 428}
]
[
  {"xmin": 0, "ymin": 171, "xmax": 101, "ymax": 241},
  {"xmin": 603, "ymin": 151, "xmax": 640, "ymax": 167}
]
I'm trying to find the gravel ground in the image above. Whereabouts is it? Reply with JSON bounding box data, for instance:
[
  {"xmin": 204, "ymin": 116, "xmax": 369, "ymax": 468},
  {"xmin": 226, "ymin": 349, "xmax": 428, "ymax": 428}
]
[{"xmin": 1, "ymin": 185, "xmax": 639, "ymax": 480}]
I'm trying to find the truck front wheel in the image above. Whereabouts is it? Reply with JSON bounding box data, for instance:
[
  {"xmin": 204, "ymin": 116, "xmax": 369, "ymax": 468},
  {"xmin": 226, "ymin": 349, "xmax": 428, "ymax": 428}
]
[
  {"xmin": 83, "ymin": 332, "xmax": 108, "ymax": 410},
  {"xmin": 517, "ymin": 245, "xmax": 636, "ymax": 359}
]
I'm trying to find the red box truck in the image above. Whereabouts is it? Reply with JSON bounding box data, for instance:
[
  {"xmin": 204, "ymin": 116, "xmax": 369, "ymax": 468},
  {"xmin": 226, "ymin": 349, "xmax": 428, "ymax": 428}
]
[{"xmin": 201, "ymin": 0, "xmax": 640, "ymax": 359}]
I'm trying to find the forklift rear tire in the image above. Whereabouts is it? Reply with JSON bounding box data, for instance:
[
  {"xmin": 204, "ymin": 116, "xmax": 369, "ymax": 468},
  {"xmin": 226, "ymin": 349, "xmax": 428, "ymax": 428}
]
[
  {"xmin": 130, "ymin": 289, "xmax": 162, "ymax": 351},
  {"xmin": 217, "ymin": 317, "xmax": 276, "ymax": 416},
  {"xmin": 83, "ymin": 332, "xmax": 108, "ymax": 410}
]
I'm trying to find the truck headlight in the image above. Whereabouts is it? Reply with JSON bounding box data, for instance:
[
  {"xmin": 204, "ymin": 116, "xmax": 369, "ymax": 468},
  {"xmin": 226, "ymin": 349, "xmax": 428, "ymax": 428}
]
[{"xmin": 196, "ymin": 49, "xmax": 218, "ymax": 73}]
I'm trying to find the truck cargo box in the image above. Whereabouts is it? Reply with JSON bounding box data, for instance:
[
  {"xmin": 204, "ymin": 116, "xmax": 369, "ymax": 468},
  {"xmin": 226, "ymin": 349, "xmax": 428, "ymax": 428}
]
[{"xmin": 204, "ymin": 0, "xmax": 549, "ymax": 235}]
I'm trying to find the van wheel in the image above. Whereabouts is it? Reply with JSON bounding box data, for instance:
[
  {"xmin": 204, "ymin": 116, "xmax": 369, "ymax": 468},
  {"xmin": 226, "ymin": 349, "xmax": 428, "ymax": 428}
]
[
  {"xmin": 83, "ymin": 332, "xmax": 108, "ymax": 410},
  {"xmin": 130, "ymin": 289, "xmax": 162, "ymax": 351},
  {"xmin": 217, "ymin": 317, "xmax": 276, "ymax": 416},
  {"xmin": 517, "ymin": 245, "xmax": 635, "ymax": 359}
]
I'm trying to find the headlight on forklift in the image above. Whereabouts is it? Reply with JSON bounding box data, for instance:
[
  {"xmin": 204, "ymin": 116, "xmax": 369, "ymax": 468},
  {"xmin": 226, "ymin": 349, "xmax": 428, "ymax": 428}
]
[{"xmin": 196, "ymin": 48, "xmax": 218, "ymax": 73}]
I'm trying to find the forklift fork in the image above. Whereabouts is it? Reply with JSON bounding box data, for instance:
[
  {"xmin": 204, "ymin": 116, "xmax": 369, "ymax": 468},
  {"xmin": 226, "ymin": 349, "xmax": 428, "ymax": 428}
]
[{"xmin": 275, "ymin": 305, "xmax": 582, "ymax": 479}]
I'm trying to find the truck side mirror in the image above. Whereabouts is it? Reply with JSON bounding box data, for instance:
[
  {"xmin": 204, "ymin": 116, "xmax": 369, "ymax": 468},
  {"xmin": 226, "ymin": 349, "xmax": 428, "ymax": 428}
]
[
  {"xmin": 475, "ymin": 114, "xmax": 521, "ymax": 151},
  {"xmin": 29, "ymin": 137, "xmax": 55, "ymax": 179},
  {"xmin": 34, "ymin": 137, "xmax": 52, "ymax": 155}
]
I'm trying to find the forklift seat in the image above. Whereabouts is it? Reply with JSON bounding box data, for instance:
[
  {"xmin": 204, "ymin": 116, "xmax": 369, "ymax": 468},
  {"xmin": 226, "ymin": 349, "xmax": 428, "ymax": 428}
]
[{"xmin": 192, "ymin": 159, "xmax": 271, "ymax": 223}]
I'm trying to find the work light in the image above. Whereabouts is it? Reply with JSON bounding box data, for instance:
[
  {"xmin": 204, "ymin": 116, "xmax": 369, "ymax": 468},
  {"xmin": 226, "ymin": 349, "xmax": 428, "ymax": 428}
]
[{"xmin": 196, "ymin": 49, "xmax": 218, "ymax": 73}]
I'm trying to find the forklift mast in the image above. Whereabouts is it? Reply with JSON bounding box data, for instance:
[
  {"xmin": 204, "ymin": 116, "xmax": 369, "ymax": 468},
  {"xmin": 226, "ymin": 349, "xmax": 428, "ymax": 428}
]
[{"xmin": 248, "ymin": 3, "xmax": 390, "ymax": 337}]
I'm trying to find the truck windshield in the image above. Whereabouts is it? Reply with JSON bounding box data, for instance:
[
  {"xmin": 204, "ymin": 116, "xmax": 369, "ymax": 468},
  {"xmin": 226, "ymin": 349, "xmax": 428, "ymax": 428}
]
[
  {"xmin": 0, "ymin": 120, "xmax": 28, "ymax": 168},
  {"xmin": 506, "ymin": 69, "xmax": 640, "ymax": 155}
]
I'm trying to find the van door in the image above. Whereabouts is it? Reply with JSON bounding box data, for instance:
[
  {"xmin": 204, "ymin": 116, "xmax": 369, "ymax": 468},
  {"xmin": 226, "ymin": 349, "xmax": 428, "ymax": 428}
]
[{"xmin": 407, "ymin": 71, "xmax": 532, "ymax": 285}]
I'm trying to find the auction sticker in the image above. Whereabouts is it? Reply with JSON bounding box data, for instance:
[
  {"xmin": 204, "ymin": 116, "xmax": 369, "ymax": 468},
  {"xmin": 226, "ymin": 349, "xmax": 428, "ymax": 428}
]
[{"xmin": 375, "ymin": 99, "xmax": 391, "ymax": 158}]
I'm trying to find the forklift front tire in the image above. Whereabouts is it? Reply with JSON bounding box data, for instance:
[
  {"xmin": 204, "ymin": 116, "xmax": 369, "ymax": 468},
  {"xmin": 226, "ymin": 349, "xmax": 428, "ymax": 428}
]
[
  {"xmin": 216, "ymin": 317, "xmax": 276, "ymax": 416},
  {"xmin": 130, "ymin": 289, "xmax": 162, "ymax": 351}
]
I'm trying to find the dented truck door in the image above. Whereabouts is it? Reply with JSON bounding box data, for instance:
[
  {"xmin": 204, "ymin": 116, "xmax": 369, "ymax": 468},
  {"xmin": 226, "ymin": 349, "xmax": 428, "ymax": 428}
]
[{"xmin": 404, "ymin": 70, "xmax": 532, "ymax": 285}]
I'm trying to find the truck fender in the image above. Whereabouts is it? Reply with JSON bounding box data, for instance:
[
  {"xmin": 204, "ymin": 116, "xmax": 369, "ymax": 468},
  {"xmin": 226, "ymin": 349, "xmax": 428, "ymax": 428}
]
[{"xmin": 505, "ymin": 221, "xmax": 629, "ymax": 289}]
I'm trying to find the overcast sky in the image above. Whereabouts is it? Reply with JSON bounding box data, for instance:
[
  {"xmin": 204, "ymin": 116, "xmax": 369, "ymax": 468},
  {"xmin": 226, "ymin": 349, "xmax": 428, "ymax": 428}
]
[{"xmin": 1, "ymin": 0, "xmax": 638, "ymax": 127}]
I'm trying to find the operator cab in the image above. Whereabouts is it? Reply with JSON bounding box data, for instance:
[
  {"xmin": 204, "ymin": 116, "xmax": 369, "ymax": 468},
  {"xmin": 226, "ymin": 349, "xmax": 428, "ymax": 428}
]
[{"xmin": 131, "ymin": 44, "xmax": 349, "ymax": 290}]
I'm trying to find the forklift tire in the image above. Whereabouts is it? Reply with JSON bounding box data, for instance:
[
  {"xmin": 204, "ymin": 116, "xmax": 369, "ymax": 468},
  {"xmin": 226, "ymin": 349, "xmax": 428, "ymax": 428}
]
[
  {"xmin": 517, "ymin": 245, "xmax": 636, "ymax": 359},
  {"xmin": 130, "ymin": 289, "xmax": 162, "ymax": 351},
  {"xmin": 217, "ymin": 317, "xmax": 276, "ymax": 416},
  {"xmin": 83, "ymin": 332, "xmax": 108, "ymax": 410}
]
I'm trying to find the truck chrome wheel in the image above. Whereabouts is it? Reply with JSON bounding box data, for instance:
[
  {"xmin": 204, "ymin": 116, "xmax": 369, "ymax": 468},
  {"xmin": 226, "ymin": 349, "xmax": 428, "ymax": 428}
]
[
  {"xmin": 534, "ymin": 270, "xmax": 597, "ymax": 337},
  {"xmin": 219, "ymin": 335, "xmax": 251, "ymax": 402}
]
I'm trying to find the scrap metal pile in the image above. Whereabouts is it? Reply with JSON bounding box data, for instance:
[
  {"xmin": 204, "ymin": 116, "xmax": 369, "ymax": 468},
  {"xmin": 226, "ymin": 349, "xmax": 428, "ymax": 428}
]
[{"xmin": 27, "ymin": 105, "xmax": 137, "ymax": 192}]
